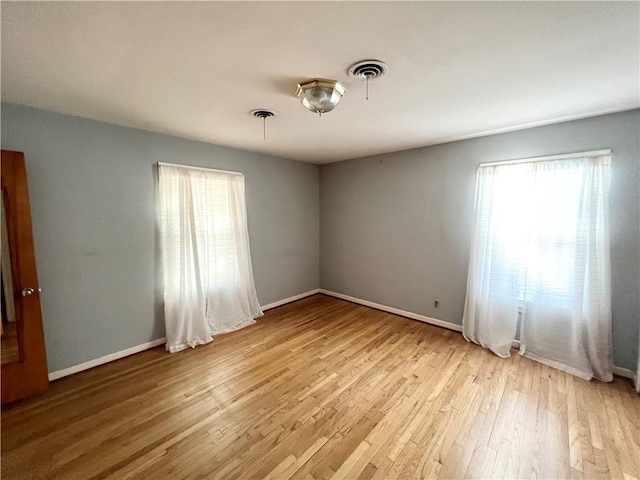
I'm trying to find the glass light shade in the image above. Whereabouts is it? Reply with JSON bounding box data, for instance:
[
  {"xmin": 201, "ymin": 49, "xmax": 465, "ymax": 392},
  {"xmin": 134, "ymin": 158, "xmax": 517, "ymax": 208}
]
[{"xmin": 295, "ymin": 79, "xmax": 346, "ymax": 115}]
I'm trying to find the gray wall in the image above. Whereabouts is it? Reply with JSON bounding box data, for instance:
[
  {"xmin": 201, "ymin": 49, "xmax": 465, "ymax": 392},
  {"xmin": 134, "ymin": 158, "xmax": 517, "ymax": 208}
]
[
  {"xmin": 3, "ymin": 102, "xmax": 637, "ymax": 374},
  {"xmin": 1, "ymin": 103, "xmax": 319, "ymax": 373},
  {"xmin": 320, "ymin": 109, "xmax": 640, "ymax": 371}
]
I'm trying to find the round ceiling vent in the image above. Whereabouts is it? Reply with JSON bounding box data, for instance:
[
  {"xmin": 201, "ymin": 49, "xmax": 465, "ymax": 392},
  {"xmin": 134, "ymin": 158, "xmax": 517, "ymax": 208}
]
[
  {"xmin": 348, "ymin": 60, "xmax": 389, "ymax": 80},
  {"xmin": 251, "ymin": 109, "xmax": 277, "ymax": 119},
  {"xmin": 251, "ymin": 109, "xmax": 277, "ymax": 139}
]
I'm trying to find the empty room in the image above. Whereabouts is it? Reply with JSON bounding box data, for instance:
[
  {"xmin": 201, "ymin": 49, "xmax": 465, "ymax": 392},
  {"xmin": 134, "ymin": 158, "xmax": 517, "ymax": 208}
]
[{"xmin": 1, "ymin": 1, "xmax": 639, "ymax": 479}]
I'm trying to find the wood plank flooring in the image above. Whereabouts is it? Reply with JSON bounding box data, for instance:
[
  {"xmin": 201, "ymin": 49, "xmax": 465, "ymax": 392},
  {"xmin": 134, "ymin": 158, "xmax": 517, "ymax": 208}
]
[
  {"xmin": 1, "ymin": 321, "xmax": 20, "ymax": 365},
  {"xmin": 2, "ymin": 294, "xmax": 639, "ymax": 479}
]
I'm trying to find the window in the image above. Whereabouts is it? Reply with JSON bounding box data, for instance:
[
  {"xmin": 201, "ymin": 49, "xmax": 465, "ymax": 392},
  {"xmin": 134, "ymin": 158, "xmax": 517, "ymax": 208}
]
[
  {"xmin": 158, "ymin": 163, "xmax": 262, "ymax": 353},
  {"xmin": 462, "ymin": 150, "xmax": 613, "ymax": 381}
]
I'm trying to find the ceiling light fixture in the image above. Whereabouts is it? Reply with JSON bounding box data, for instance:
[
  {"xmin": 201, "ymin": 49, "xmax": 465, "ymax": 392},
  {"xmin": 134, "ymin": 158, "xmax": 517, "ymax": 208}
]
[
  {"xmin": 348, "ymin": 60, "xmax": 389, "ymax": 100},
  {"xmin": 251, "ymin": 109, "xmax": 276, "ymax": 139},
  {"xmin": 295, "ymin": 79, "xmax": 346, "ymax": 116}
]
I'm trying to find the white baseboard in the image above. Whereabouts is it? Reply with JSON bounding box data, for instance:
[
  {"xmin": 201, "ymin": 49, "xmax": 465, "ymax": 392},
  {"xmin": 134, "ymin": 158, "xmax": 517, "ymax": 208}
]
[
  {"xmin": 511, "ymin": 342, "xmax": 634, "ymax": 383},
  {"xmin": 48, "ymin": 289, "xmax": 636, "ymax": 387},
  {"xmin": 612, "ymin": 365, "xmax": 637, "ymax": 382},
  {"xmin": 48, "ymin": 337, "xmax": 167, "ymax": 381},
  {"xmin": 319, "ymin": 289, "xmax": 463, "ymax": 333},
  {"xmin": 261, "ymin": 289, "xmax": 320, "ymax": 311},
  {"xmin": 48, "ymin": 289, "xmax": 322, "ymax": 381},
  {"xmin": 320, "ymin": 291, "xmax": 637, "ymax": 384},
  {"xmin": 505, "ymin": 342, "xmax": 635, "ymax": 383}
]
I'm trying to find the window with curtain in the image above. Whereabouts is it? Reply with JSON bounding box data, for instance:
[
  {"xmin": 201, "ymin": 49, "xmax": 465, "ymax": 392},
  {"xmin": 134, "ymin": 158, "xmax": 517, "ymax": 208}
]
[
  {"xmin": 462, "ymin": 151, "xmax": 613, "ymax": 381},
  {"xmin": 158, "ymin": 164, "xmax": 263, "ymax": 353}
]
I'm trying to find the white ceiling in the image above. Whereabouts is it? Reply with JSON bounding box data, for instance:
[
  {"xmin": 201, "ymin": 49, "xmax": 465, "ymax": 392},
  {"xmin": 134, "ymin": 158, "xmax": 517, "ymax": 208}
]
[{"xmin": 2, "ymin": 2, "xmax": 638, "ymax": 164}]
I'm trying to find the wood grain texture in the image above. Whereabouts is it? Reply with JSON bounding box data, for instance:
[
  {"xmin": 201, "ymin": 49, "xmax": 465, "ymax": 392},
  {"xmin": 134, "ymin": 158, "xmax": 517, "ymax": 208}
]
[
  {"xmin": 2, "ymin": 294, "xmax": 638, "ymax": 479},
  {"xmin": 1, "ymin": 321, "xmax": 20, "ymax": 364},
  {"xmin": 1, "ymin": 150, "xmax": 49, "ymax": 404}
]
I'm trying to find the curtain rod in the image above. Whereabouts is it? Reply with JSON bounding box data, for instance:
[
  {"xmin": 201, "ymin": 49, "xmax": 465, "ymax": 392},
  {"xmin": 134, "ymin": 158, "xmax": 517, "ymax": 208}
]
[
  {"xmin": 157, "ymin": 162, "xmax": 243, "ymax": 176},
  {"xmin": 478, "ymin": 149, "xmax": 612, "ymax": 168}
]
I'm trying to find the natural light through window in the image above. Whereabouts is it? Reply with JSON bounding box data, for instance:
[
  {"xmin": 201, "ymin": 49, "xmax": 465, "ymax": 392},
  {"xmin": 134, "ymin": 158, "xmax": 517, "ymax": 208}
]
[
  {"xmin": 158, "ymin": 163, "xmax": 262, "ymax": 353},
  {"xmin": 462, "ymin": 150, "xmax": 613, "ymax": 381}
]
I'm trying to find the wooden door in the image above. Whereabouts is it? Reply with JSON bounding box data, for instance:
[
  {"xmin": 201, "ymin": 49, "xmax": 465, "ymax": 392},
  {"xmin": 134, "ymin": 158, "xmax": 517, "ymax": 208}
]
[{"xmin": 1, "ymin": 150, "xmax": 48, "ymax": 404}]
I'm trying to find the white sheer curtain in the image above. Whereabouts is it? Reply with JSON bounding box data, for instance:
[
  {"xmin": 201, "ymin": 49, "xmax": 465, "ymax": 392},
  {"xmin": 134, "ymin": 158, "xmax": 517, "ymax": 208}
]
[
  {"xmin": 462, "ymin": 153, "xmax": 613, "ymax": 381},
  {"xmin": 159, "ymin": 164, "xmax": 263, "ymax": 353}
]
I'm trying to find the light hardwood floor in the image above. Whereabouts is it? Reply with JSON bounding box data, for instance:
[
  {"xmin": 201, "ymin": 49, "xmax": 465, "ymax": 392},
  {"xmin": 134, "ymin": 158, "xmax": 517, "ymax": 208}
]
[{"xmin": 1, "ymin": 294, "xmax": 638, "ymax": 479}]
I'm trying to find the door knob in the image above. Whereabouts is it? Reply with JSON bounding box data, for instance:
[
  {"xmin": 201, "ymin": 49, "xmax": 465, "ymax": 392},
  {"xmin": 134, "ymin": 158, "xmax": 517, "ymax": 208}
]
[{"xmin": 21, "ymin": 288, "xmax": 40, "ymax": 297}]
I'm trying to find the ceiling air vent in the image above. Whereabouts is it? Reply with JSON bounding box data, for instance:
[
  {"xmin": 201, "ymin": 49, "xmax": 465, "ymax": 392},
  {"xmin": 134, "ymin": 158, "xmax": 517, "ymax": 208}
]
[
  {"xmin": 348, "ymin": 60, "xmax": 389, "ymax": 80},
  {"xmin": 251, "ymin": 109, "xmax": 276, "ymax": 120},
  {"xmin": 250, "ymin": 109, "xmax": 277, "ymax": 139},
  {"xmin": 348, "ymin": 60, "xmax": 389, "ymax": 100}
]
